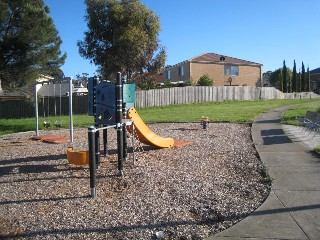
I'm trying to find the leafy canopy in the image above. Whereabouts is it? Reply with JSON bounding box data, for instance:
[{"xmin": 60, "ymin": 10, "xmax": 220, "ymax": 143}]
[
  {"xmin": 269, "ymin": 68, "xmax": 292, "ymax": 91},
  {"xmin": 0, "ymin": 0, "xmax": 66, "ymax": 89},
  {"xmin": 198, "ymin": 74, "xmax": 213, "ymax": 86},
  {"xmin": 78, "ymin": 0, "xmax": 166, "ymax": 81}
]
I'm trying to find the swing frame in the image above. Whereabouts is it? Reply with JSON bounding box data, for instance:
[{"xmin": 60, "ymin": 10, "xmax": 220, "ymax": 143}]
[{"xmin": 34, "ymin": 78, "xmax": 74, "ymax": 142}]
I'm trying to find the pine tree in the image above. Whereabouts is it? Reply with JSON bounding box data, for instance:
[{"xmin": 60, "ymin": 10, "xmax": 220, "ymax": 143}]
[
  {"xmin": 0, "ymin": 0, "xmax": 66, "ymax": 90},
  {"xmin": 292, "ymin": 60, "xmax": 297, "ymax": 92}
]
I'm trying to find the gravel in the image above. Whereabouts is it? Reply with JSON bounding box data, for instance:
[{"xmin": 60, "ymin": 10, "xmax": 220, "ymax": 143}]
[{"xmin": 0, "ymin": 123, "xmax": 270, "ymax": 240}]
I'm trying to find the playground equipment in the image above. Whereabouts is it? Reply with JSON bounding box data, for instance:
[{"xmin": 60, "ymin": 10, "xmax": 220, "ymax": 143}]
[
  {"xmin": 53, "ymin": 83, "xmax": 63, "ymax": 128},
  {"xmin": 67, "ymin": 147, "xmax": 89, "ymax": 165},
  {"xmin": 85, "ymin": 73, "xmax": 193, "ymax": 198},
  {"xmin": 68, "ymin": 72, "xmax": 189, "ymax": 198},
  {"xmin": 127, "ymin": 108, "xmax": 174, "ymax": 148},
  {"xmin": 200, "ymin": 116, "xmax": 210, "ymax": 130},
  {"xmin": 86, "ymin": 72, "xmax": 133, "ymax": 198},
  {"xmin": 34, "ymin": 78, "xmax": 73, "ymax": 143}
]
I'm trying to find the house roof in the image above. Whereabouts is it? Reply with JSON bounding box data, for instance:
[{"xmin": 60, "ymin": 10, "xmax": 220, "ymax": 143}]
[
  {"xmin": 310, "ymin": 67, "xmax": 320, "ymax": 74},
  {"xmin": 190, "ymin": 52, "xmax": 262, "ymax": 66},
  {"xmin": 0, "ymin": 89, "xmax": 27, "ymax": 100}
]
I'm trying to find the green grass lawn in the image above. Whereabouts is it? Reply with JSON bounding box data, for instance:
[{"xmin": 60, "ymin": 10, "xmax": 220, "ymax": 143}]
[
  {"xmin": 137, "ymin": 98, "xmax": 319, "ymax": 123},
  {"xmin": 280, "ymin": 101, "xmax": 320, "ymax": 125},
  {"xmin": 0, "ymin": 98, "xmax": 319, "ymax": 136}
]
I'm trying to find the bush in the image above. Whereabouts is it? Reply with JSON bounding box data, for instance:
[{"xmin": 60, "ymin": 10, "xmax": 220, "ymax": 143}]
[{"xmin": 197, "ymin": 74, "xmax": 213, "ymax": 86}]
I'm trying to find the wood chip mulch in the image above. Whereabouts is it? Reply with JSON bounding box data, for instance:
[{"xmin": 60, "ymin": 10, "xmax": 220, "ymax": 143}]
[{"xmin": 0, "ymin": 123, "xmax": 270, "ymax": 240}]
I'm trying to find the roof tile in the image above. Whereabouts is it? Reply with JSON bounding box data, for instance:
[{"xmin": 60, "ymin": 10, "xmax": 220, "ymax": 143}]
[{"xmin": 190, "ymin": 52, "xmax": 261, "ymax": 65}]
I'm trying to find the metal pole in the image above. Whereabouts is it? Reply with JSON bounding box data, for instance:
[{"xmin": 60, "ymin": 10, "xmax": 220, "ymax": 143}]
[
  {"xmin": 103, "ymin": 128, "xmax": 108, "ymax": 156},
  {"xmin": 131, "ymin": 123, "xmax": 136, "ymax": 166},
  {"xmin": 123, "ymin": 123, "xmax": 128, "ymax": 161},
  {"xmin": 122, "ymin": 103, "xmax": 128, "ymax": 160},
  {"xmin": 34, "ymin": 82, "xmax": 39, "ymax": 136},
  {"xmin": 116, "ymin": 72, "xmax": 124, "ymax": 176},
  {"xmin": 88, "ymin": 126, "xmax": 96, "ymax": 198},
  {"xmin": 69, "ymin": 77, "xmax": 74, "ymax": 143},
  {"xmin": 95, "ymin": 127, "xmax": 100, "ymax": 168}
]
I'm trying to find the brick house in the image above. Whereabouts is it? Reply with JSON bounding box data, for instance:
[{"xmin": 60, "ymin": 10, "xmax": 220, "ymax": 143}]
[
  {"xmin": 162, "ymin": 52, "xmax": 263, "ymax": 87},
  {"xmin": 310, "ymin": 67, "xmax": 320, "ymax": 93}
]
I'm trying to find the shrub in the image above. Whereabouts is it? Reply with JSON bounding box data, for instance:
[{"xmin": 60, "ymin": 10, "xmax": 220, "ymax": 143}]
[{"xmin": 197, "ymin": 74, "xmax": 213, "ymax": 86}]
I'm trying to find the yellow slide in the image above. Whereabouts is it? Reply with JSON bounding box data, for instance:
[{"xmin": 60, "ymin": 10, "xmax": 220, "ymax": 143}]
[{"xmin": 127, "ymin": 108, "xmax": 174, "ymax": 148}]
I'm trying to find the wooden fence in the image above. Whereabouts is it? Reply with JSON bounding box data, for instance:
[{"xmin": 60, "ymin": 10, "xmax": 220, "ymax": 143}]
[
  {"xmin": 0, "ymin": 86, "xmax": 318, "ymax": 118},
  {"xmin": 135, "ymin": 86, "xmax": 318, "ymax": 108}
]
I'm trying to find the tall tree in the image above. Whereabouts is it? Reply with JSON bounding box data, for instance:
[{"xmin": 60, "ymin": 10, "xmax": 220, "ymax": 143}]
[
  {"xmin": 0, "ymin": 0, "xmax": 66, "ymax": 90},
  {"xmin": 279, "ymin": 69, "xmax": 283, "ymax": 92},
  {"xmin": 282, "ymin": 60, "xmax": 287, "ymax": 93},
  {"xmin": 297, "ymin": 71, "xmax": 301, "ymax": 92},
  {"xmin": 268, "ymin": 68, "xmax": 281, "ymax": 89},
  {"xmin": 301, "ymin": 62, "xmax": 306, "ymax": 92},
  {"xmin": 78, "ymin": 0, "xmax": 166, "ymax": 81},
  {"xmin": 306, "ymin": 66, "xmax": 311, "ymax": 92},
  {"xmin": 292, "ymin": 60, "xmax": 297, "ymax": 92},
  {"xmin": 288, "ymin": 74, "xmax": 292, "ymax": 93}
]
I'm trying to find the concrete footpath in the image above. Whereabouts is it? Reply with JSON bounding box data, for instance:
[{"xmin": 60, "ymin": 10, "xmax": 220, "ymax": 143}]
[{"xmin": 207, "ymin": 106, "xmax": 320, "ymax": 240}]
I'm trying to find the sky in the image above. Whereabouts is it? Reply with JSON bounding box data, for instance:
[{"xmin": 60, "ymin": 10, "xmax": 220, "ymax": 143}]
[{"xmin": 44, "ymin": 0, "xmax": 320, "ymax": 78}]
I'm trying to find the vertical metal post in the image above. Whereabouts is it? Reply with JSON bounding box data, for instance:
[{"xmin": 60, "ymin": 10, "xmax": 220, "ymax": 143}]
[
  {"xmin": 103, "ymin": 128, "xmax": 108, "ymax": 156},
  {"xmin": 88, "ymin": 126, "xmax": 96, "ymax": 198},
  {"xmin": 95, "ymin": 127, "xmax": 100, "ymax": 168},
  {"xmin": 123, "ymin": 123, "xmax": 128, "ymax": 161},
  {"xmin": 34, "ymin": 82, "xmax": 39, "ymax": 136},
  {"xmin": 131, "ymin": 123, "xmax": 136, "ymax": 166},
  {"xmin": 122, "ymin": 103, "xmax": 128, "ymax": 160},
  {"xmin": 69, "ymin": 77, "xmax": 74, "ymax": 143},
  {"xmin": 116, "ymin": 72, "xmax": 124, "ymax": 176}
]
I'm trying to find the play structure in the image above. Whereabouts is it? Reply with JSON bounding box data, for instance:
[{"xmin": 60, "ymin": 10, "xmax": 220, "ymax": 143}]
[
  {"xmin": 67, "ymin": 147, "xmax": 89, "ymax": 165},
  {"xmin": 79, "ymin": 72, "xmax": 183, "ymax": 198},
  {"xmin": 127, "ymin": 108, "xmax": 174, "ymax": 148},
  {"xmin": 85, "ymin": 73, "xmax": 134, "ymax": 198},
  {"xmin": 33, "ymin": 78, "xmax": 74, "ymax": 143}
]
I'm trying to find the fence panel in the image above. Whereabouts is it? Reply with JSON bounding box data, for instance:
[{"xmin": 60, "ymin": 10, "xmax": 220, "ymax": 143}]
[
  {"xmin": 0, "ymin": 100, "xmax": 34, "ymax": 118},
  {"xmin": 1, "ymin": 87, "xmax": 318, "ymax": 118},
  {"xmin": 0, "ymin": 95, "xmax": 89, "ymax": 119}
]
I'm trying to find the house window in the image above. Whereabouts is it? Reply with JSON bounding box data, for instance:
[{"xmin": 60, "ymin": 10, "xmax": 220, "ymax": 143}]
[
  {"xmin": 224, "ymin": 65, "xmax": 239, "ymax": 76},
  {"xmin": 166, "ymin": 70, "xmax": 171, "ymax": 80},
  {"xmin": 179, "ymin": 65, "xmax": 184, "ymax": 76}
]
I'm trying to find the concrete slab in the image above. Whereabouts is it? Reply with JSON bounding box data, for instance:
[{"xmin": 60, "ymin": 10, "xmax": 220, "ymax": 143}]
[
  {"xmin": 258, "ymin": 152, "xmax": 320, "ymax": 167},
  {"xmin": 268, "ymin": 166, "xmax": 320, "ymax": 191},
  {"xmin": 255, "ymin": 142, "xmax": 306, "ymax": 153},
  {"xmin": 207, "ymin": 191, "xmax": 308, "ymax": 240},
  {"xmin": 274, "ymin": 190, "xmax": 320, "ymax": 240},
  {"xmin": 207, "ymin": 105, "xmax": 320, "ymax": 240}
]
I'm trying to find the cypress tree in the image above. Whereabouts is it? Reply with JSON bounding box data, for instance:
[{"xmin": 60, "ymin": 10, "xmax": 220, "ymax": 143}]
[
  {"xmin": 297, "ymin": 71, "xmax": 301, "ymax": 92},
  {"xmin": 292, "ymin": 60, "xmax": 297, "ymax": 92},
  {"xmin": 279, "ymin": 69, "xmax": 283, "ymax": 92},
  {"xmin": 282, "ymin": 60, "xmax": 287, "ymax": 92},
  {"xmin": 288, "ymin": 75, "xmax": 292, "ymax": 93},
  {"xmin": 306, "ymin": 66, "xmax": 311, "ymax": 92},
  {"xmin": 301, "ymin": 62, "xmax": 305, "ymax": 92}
]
